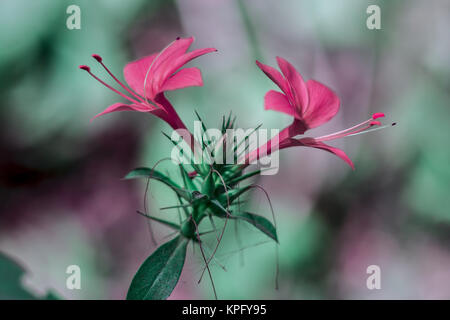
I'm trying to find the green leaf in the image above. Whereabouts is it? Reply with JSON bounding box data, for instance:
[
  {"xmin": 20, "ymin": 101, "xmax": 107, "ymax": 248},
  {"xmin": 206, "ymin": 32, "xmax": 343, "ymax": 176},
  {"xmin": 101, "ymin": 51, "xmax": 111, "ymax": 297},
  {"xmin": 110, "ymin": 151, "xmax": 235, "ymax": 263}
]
[
  {"xmin": 161, "ymin": 131, "xmax": 203, "ymax": 175},
  {"xmin": 126, "ymin": 236, "xmax": 188, "ymax": 300},
  {"xmin": 217, "ymin": 185, "xmax": 252, "ymax": 204},
  {"xmin": 208, "ymin": 199, "xmax": 230, "ymax": 218},
  {"xmin": 233, "ymin": 123, "xmax": 262, "ymax": 155},
  {"xmin": 0, "ymin": 252, "xmax": 36, "ymax": 300},
  {"xmin": 225, "ymin": 111, "xmax": 232, "ymax": 129},
  {"xmin": 232, "ymin": 212, "xmax": 278, "ymax": 243},
  {"xmin": 226, "ymin": 169, "xmax": 261, "ymax": 187},
  {"xmin": 179, "ymin": 164, "xmax": 197, "ymax": 191},
  {"xmin": 0, "ymin": 251, "xmax": 60, "ymax": 299},
  {"xmin": 201, "ymin": 170, "xmax": 216, "ymax": 196},
  {"xmin": 124, "ymin": 167, "xmax": 191, "ymax": 201},
  {"xmin": 43, "ymin": 291, "xmax": 60, "ymax": 300},
  {"xmin": 136, "ymin": 211, "xmax": 181, "ymax": 231}
]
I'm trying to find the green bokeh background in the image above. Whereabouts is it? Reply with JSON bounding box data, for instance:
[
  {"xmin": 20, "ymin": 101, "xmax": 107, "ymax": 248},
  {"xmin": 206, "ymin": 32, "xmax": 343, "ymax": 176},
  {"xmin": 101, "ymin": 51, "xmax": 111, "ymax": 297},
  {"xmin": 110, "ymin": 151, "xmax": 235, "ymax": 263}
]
[{"xmin": 0, "ymin": 0, "xmax": 449, "ymax": 299}]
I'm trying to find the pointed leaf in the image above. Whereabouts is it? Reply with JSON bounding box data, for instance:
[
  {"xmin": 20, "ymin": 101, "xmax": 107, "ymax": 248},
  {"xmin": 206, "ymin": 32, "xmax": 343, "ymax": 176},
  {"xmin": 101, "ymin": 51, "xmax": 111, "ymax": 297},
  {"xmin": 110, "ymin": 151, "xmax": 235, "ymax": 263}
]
[
  {"xmin": 226, "ymin": 169, "xmax": 261, "ymax": 187},
  {"xmin": 232, "ymin": 212, "xmax": 278, "ymax": 242},
  {"xmin": 208, "ymin": 199, "xmax": 230, "ymax": 218},
  {"xmin": 217, "ymin": 185, "xmax": 253, "ymax": 205},
  {"xmin": 127, "ymin": 236, "xmax": 188, "ymax": 300},
  {"xmin": 124, "ymin": 168, "xmax": 191, "ymax": 200},
  {"xmin": 179, "ymin": 165, "xmax": 197, "ymax": 191},
  {"xmin": 161, "ymin": 132, "xmax": 202, "ymax": 174},
  {"xmin": 137, "ymin": 211, "xmax": 180, "ymax": 231}
]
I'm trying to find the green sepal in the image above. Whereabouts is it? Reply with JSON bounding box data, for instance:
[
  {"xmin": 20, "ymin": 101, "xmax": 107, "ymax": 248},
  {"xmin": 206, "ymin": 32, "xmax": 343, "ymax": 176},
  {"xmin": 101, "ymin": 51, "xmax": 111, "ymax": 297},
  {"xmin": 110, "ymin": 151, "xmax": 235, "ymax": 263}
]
[
  {"xmin": 161, "ymin": 131, "xmax": 203, "ymax": 174},
  {"xmin": 207, "ymin": 199, "xmax": 230, "ymax": 218},
  {"xmin": 136, "ymin": 211, "xmax": 180, "ymax": 231},
  {"xmin": 124, "ymin": 167, "xmax": 191, "ymax": 201},
  {"xmin": 201, "ymin": 170, "xmax": 216, "ymax": 197},
  {"xmin": 179, "ymin": 164, "xmax": 197, "ymax": 192},
  {"xmin": 217, "ymin": 185, "xmax": 252, "ymax": 205}
]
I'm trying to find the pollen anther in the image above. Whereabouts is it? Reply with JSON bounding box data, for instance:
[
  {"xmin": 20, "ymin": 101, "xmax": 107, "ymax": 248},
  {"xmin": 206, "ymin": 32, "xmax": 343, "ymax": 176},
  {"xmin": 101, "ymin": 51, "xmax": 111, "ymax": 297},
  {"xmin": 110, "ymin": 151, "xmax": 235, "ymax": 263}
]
[
  {"xmin": 372, "ymin": 112, "xmax": 385, "ymax": 120},
  {"xmin": 79, "ymin": 65, "xmax": 90, "ymax": 72},
  {"xmin": 92, "ymin": 54, "xmax": 103, "ymax": 62}
]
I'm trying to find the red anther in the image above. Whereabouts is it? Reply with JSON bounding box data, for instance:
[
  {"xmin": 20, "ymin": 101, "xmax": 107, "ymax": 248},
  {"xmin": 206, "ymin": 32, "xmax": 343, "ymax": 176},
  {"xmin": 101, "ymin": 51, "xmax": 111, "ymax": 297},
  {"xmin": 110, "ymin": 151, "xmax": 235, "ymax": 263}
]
[
  {"xmin": 370, "ymin": 120, "xmax": 382, "ymax": 126},
  {"xmin": 372, "ymin": 112, "xmax": 385, "ymax": 119},
  {"xmin": 79, "ymin": 65, "xmax": 90, "ymax": 72},
  {"xmin": 176, "ymin": 36, "xmax": 181, "ymax": 40},
  {"xmin": 92, "ymin": 54, "xmax": 103, "ymax": 62}
]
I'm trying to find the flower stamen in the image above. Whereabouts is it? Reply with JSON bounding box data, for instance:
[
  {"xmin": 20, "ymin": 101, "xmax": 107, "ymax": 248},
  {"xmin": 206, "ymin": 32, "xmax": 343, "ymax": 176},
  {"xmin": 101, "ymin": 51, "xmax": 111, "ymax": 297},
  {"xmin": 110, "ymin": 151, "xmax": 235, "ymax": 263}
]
[
  {"xmin": 315, "ymin": 113, "xmax": 388, "ymax": 142},
  {"xmin": 91, "ymin": 54, "xmax": 145, "ymax": 103},
  {"xmin": 346, "ymin": 122, "xmax": 396, "ymax": 137},
  {"xmin": 316, "ymin": 112, "xmax": 385, "ymax": 141},
  {"xmin": 78, "ymin": 65, "xmax": 141, "ymax": 104}
]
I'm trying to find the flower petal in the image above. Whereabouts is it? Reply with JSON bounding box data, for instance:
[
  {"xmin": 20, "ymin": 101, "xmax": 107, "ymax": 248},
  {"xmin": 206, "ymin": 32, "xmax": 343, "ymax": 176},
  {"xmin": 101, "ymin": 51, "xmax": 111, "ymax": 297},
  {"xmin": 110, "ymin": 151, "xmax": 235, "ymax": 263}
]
[
  {"xmin": 264, "ymin": 90, "xmax": 297, "ymax": 118},
  {"xmin": 161, "ymin": 47, "xmax": 217, "ymax": 82},
  {"xmin": 159, "ymin": 67, "xmax": 203, "ymax": 92},
  {"xmin": 124, "ymin": 38, "xmax": 215, "ymax": 98},
  {"xmin": 256, "ymin": 60, "xmax": 289, "ymax": 95},
  {"xmin": 90, "ymin": 102, "xmax": 152, "ymax": 121},
  {"xmin": 123, "ymin": 53, "xmax": 158, "ymax": 97},
  {"xmin": 149, "ymin": 37, "xmax": 197, "ymax": 92},
  {"xmin": 276, "ymin": 57, "xmax": 309, "ymax": 113},
  {"xmin": 151, "ymin": 37, "xmax": 194, "ymax": 72},
  {"xmin": 282, "ymin": 137, "xmax": 354, "ymax": 169},
  {"xmin": 302, "ymin": 79, "xmax": 340, "ymax": 129}
]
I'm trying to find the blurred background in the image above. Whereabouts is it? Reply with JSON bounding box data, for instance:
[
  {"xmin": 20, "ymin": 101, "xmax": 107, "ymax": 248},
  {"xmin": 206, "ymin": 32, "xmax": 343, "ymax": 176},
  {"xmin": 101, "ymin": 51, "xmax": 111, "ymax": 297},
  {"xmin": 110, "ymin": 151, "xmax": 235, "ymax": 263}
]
[{"xmin": 0, "ymin": 0, "xmax": 449, "ymax": 299}]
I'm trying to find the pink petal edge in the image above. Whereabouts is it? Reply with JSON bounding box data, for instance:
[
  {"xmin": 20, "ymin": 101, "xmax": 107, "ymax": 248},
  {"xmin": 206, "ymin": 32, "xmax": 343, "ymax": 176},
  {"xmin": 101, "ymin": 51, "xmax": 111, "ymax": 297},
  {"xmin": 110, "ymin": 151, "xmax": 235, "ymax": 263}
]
[
  {"xmin": 263, "ymin": 90, "xmax": 297, "ymax": 118},
  {"xmin": 159, "ymin": 67, "xmax": 203, "ymax": 92},
  {"xmin": 90, "ymin": 103, "xmax": 151, "ymax": 122},
  {"xmin": 282, "ymin": 137, "xmax": 354, "ymax": 170},
  {"xmin": 275, "ymin": 56, "xmax": 309, "ymax": 113}
]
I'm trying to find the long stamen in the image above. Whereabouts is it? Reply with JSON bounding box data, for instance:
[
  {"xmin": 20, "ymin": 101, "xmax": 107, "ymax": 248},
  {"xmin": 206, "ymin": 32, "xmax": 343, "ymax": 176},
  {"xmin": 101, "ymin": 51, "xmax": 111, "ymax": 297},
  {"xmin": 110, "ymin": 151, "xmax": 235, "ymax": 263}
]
[
  {"xmin": 78, "ymin": 65, "xmax": 141, "ymax": 104},
  {"xmin": 315, "ymin": 113, "xmax": 386, "ymax": 141},
  {"xmin": 316, "ymin": 120, "xmax": 384, "ymax": 142},
  {"xmin": 91, "ymin": 54, "xmax": 145, "ymax": 103},
  {"xmin": 315, "ymin": 119, "xmax": 372, "ymax": 141},
  {"xmin": 346, "ymin": 122, "xmax": 396, "ymax": 137},
  {"xmin": 316, "ymin": 124, "xmax": 372, "ymax": 142}
]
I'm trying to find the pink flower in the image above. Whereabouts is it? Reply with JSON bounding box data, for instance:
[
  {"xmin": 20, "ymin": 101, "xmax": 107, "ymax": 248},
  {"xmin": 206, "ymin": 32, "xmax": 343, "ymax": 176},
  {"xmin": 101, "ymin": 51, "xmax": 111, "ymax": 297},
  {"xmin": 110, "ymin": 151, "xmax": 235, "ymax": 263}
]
[
  {"xmin": 79, "ymin": 37, "xmax": 216, "ymax": 131},
  {"xmin": 247, "ymin": 57, "xmax": 388, "ymax": 169}
]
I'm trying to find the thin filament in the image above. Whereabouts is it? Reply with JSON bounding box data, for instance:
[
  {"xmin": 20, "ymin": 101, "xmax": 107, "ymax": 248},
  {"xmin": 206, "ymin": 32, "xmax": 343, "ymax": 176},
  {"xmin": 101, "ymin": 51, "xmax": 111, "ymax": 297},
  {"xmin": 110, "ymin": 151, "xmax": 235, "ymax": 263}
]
[
  {"xmin": 192, "ymin": 218, "xmax": 218, "ymax": 300},
  {"xmin": 86, "ymin": 71, "xmax": 141, "ymax": 104},
  {"xmin": 316, "ymin": 123, "xmax": 375, "ymax": 142},
  {"xmin": 315, "ymin": 118, "xmax": 373, "ymax": 141},
  {"xmin": 346, "ymin": 123, "xmax": 395, "ymax": 137},
  {"xmin": 96, "ymin": 59, "xmax": 146, "ymax": 103}
]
